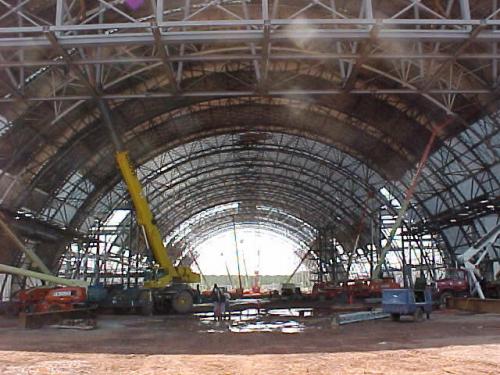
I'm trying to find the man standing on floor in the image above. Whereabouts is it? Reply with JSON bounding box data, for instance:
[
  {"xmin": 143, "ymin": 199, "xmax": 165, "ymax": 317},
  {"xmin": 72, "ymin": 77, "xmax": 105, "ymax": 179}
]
[{"xmin": 211, "ymin": 283, "xmax": 226, "ymax": 321}]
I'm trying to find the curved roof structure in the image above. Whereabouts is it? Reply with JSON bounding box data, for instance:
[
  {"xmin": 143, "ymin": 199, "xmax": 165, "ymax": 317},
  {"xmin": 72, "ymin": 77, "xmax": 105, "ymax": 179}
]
[{"xmin": 0, "ymin": 1, "xmax": 498, "ymax": 279}]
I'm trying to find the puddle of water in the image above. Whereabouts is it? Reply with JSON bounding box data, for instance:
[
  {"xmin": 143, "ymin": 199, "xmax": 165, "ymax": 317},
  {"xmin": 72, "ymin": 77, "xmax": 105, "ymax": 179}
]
[
  {"xmin": 196, "ymin": 308, "xmax": 263, "ymax": 322},
  {"xmin": 229, "ymin": 320, "xmax": 304, "ymax": 334},
  {"xmin": 195, "ymin": 307, "xmax": 323, "ymax": 333},
  {"xmin": 267, "ymin": 308, "xmax": 314, "ymax": 318}
]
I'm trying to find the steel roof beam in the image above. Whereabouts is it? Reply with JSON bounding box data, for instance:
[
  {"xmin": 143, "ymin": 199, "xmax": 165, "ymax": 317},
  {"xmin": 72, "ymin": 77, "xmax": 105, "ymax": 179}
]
[
  {"xmin": 1, "ymin": 25, "xmax": 500, "ymax": 50},
  {"xmin": 2, "ymin": 52, "xmax": 500, "ymax": 68},
  {"xmin": 0, "ymin": 88, "xmax": 494, "ymax": 102}
]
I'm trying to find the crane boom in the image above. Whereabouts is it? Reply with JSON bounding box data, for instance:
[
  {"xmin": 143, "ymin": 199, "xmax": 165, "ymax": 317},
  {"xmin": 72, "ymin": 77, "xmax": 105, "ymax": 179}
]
[
  {"xmin": 457, "ymin": 224, "xmax": 500, "ymax": 299},
  {"xmin": 115, "ymin": 151, "xmax": 200, "ymax": 287}
]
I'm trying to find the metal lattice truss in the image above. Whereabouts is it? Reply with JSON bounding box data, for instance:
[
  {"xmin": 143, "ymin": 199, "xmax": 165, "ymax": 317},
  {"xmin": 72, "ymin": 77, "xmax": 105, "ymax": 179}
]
[{"xmin": 0, "ymin": 1, "xmax": 498, "ymax": 278}]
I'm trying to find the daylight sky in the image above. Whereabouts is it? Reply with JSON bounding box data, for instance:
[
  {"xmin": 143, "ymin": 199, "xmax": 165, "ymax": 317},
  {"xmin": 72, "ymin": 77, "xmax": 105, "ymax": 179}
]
[{"xmin": 194, "ymin": 227, "xmax": 306, "ymax": 276}]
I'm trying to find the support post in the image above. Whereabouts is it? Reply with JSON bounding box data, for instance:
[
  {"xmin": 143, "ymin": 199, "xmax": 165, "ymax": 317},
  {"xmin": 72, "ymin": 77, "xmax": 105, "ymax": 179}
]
[{"xmin": 232, "ymin": 217, "xmax": 243, "ymax": 292}]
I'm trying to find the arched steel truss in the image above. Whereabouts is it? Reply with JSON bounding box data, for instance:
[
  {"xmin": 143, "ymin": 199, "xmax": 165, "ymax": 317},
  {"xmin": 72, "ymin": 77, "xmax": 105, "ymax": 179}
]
[{"xmin": 0, "ymin": 1, "xmax": 498, "ymax": 286}]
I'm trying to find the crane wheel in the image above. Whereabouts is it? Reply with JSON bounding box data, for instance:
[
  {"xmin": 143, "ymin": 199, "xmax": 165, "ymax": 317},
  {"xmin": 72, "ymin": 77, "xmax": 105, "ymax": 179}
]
[
  {"xmin": 172, "ymin": 290, "xmax": 193, "ymax": 314},
  {"xmin": 439, "ymin": 292, "xmax": 453, "ymax": 309}
]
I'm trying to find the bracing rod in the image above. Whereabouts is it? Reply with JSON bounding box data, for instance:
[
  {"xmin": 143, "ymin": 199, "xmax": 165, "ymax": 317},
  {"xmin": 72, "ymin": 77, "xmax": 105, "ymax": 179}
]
[
  {"xmin": 0, "ymin": 263, "xmax": 88, "ymax": 288},
  {"xmin": 0, "ymin": 213, "xmax": 52, "ymax": 275},
  {"xmin": 373, "ymin": 118, "xmax": 452, "ymax": 278}
]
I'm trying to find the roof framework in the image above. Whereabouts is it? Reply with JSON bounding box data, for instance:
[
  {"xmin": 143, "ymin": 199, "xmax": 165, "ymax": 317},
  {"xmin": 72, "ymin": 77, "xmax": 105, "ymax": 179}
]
[{"xmin": 0, "ymin": 0, "xmax": 498, "ymax": 277}]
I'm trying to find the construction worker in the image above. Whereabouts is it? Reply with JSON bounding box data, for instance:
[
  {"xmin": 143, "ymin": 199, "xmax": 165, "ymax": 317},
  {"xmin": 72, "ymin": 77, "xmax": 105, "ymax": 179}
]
[
  {"xmin": 211, "ymin": 284, "xmax": 226, "ymax": 321},
  {"xmin": 195, "ymin": 284, "xmax": 202, "ymax": 304}
]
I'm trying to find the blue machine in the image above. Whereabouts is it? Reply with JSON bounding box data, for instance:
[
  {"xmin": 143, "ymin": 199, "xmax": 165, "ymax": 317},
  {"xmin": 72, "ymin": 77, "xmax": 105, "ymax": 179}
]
[{"xmin": 382, "ymin": 288, "xmax": 433, "ymax": 321}]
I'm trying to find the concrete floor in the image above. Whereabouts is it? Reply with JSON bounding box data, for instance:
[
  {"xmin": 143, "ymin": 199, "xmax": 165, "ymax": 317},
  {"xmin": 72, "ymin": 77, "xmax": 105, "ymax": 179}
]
[{"xmin": 0, "ymin": 309, "xmax": 499, "ymax": 374}]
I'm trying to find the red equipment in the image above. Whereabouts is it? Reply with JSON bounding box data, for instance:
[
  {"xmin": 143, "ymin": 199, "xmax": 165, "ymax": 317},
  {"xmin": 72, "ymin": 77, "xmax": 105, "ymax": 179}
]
[
  {"xmin": 433, "ymin": 268, "xmax": 470, "ymax": 307},
  {"xmin": 311, "ymin": 282, "xmax": 343, "ymax": 300},
  {"xmin": 9, "ymin": 286, "xmax": 87, "ymax": 314},
  {"xmin": 9, "ymin": 287, "xmax": 53, "ymax": 314},
  {"xmin": 433, "ymin": 268, "xmax": 500, "ymax": 306},
  {"xmin": 312, "ymin": 277, "xmax": 400, "ymax": 301},
  {"xmin": 37, "ymin": 287, "xmax": 87, "ymax": 312},
  {"xmin": 369, "ymin": 278, "xmax": 400, "ymax": 296}
]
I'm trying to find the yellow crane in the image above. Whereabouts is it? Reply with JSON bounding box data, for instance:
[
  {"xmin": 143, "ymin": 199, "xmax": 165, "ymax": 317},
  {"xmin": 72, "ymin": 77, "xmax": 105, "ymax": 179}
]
[
  {"xmin": 115, "ymin": 151, "xmax": 200, "ymax": 314},
  {"xmin": 97, "ymin": 99, "xmax": 200, "ymax": 314}
]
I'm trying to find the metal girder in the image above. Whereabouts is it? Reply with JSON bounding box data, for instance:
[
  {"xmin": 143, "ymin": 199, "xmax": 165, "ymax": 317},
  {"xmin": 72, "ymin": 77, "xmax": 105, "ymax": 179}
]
[
  {"xmin": 151, "ymin": 24, "xmax": 179, "ymax": 93},
  {"xmin": 1, "ymin": 20, "xmax": 500, "ymax": 49},
  {"xmin": 0, "ymin": 212, "xmax": 52, "ymax": 275},
  {"xmin": 2, "ymin": 52, "xmax": 500, "ymax": 69},
  {"xmin": 0, "ymin": 88, "xmax": 495, "ymax": 103},
  {"xmin": 0, "ymin": 263, "xmax": 88, "ymax": 287}
]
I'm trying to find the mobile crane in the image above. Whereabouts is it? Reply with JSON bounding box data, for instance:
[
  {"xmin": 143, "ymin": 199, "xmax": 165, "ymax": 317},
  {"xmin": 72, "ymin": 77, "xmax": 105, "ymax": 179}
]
[
  {"xmin": 432, "ymin": 224, "xmax": 499, "ymax": 307},
  {"xmin": 97, "ymin": 100, "xmax": 200, "ymax": 314},
  {"xmin": 115, "ymin": 151, "xmax": 200, "ymax": 314},
  {"xmin": 456, "ymin": 223, "xmax": 500, "ymax": 299}
]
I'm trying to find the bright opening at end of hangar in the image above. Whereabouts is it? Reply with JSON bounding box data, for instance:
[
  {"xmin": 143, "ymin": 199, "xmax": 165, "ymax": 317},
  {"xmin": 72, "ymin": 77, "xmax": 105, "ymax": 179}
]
[{"xmin": 195, "ymin": 226, "xmax": 307, "ymax": 276}]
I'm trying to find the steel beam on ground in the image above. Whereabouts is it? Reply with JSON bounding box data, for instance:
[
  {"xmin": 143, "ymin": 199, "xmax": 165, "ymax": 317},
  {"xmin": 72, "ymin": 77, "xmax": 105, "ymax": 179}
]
[{"xmin": 332, "ymin": 310, "xmax": 390, "ymax": 325}]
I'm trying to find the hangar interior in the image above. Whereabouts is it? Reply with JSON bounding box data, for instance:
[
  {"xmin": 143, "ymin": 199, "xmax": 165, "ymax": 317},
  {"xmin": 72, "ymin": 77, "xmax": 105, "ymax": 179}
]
[{"xmin": 0, "ymin": 0, "xmax": 498, "ymax": 297}]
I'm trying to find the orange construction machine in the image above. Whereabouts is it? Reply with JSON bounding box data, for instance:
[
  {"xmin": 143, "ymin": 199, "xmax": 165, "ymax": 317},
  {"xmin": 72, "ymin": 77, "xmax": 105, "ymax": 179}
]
[{"xmin": 9, "ymin": 286, "xmax": 87, "ymax": 314}]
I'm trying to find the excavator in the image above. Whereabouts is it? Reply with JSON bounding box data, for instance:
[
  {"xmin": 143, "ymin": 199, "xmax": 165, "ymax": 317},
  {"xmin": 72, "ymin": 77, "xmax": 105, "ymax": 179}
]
[{"xmin": 115, "ymin": 151, "xmax": 200, "ymax": 314}]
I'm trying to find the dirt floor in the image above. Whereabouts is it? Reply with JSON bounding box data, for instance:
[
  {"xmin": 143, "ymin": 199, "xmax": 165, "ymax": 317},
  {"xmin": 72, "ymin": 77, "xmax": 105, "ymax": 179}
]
[{"xmin": 0, "ymin": 309, "xmax": 499, "ymax": 374}]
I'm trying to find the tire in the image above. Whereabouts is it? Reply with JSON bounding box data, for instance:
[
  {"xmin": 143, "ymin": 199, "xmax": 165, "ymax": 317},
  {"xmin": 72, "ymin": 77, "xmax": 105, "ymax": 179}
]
[
  {"xmin": 413, "ymin": 308, "xmax": 424, "ymax": 322},
  {"xmin": 439, "ymin": 292, "xmax": 453, "ymax": 309},
  {"xmin": 171, "ymin": 290, "xmax": 193, "ymax": 314},
  {"xmin": 391, "ymin": 313, "xmax": 400, "ymax": 321}
]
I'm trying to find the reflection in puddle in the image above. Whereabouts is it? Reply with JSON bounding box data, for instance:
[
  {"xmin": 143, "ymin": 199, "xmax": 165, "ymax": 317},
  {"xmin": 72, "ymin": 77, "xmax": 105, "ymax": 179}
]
[
  {"xmin": 195, "ymin": 308, "xmax": 263, "ymax": 322},
  {"xmin": 194, "ymin": 307, "xmax": 325, "ymax": 333},
  {"xmin": 267, "ymin": 308, "xmax": 314, "ymax": 317},
  {"xmin": 229, "ymin": 320, "xmax": 304, "ymax": 333}
]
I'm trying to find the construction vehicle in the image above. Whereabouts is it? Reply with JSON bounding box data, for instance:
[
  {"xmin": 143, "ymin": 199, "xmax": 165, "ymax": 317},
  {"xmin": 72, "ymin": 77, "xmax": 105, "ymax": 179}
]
[
  {"xmin": 430, "ymin": 224, "xmax": 500, "ymax": 306},
  {"xmin": 433, "ymin": 267, "xmax": 500, "ymax": 307},
  {"xmin": 36, "ymin": 286, "xmax": 87, "ymax": 312},
  {"xmin": 455, "ymin": 224, "xmax": 500, "ymax": 299},
  {"xmin": 382, "ymin": 288, "xmax": 433, "ymax": 322},
  {"xmin": 7, "ymin": 286, "xmax": 87, "ymax": 315},
  {"xmin": 432, "ymin": 268, "xmax": 469, "ymax": 308},
  {"xmin": 115, "ymin": 151, "xmax": 200, "ymax": 314}
]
